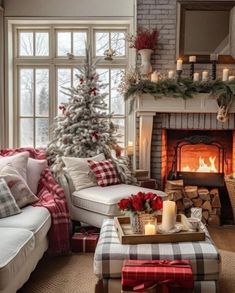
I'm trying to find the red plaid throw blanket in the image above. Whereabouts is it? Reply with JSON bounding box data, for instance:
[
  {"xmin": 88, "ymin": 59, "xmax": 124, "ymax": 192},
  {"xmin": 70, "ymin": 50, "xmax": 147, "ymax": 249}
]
[{"xmin": 0, "ymin": 147, "xmax": 70, "ymax": 254}]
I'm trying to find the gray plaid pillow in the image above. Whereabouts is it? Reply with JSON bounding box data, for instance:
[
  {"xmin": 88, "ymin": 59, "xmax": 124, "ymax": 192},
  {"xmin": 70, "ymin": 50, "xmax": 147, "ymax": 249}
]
[{"xmin": 0, "ymin": 178, "xmax": 21, "ymax": 218}]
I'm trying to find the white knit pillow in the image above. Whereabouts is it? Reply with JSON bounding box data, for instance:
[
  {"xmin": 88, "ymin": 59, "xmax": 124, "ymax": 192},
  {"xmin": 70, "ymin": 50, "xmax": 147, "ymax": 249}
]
[{"xmin": 62, "ymin": 153, "xmax": 105, "ymax": 191}]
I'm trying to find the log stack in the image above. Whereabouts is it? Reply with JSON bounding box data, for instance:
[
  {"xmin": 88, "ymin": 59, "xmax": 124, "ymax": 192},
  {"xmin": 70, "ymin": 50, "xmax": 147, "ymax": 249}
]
[{"xmin": 165, "ymin": 180, "xmax": 221, "ymax": 225}]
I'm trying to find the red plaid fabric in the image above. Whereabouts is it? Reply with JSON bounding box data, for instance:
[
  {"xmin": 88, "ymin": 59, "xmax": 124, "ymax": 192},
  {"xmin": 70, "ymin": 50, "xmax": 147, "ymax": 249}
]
[
  {"xmin": 88, "ymin": 159, "xmax": 119, "ymax": 187},
  {"xmin": 122, "ymin": 259, "xmax": 194, "ymax": 293},
  {"xmin": 0, "ymin": 147, "xmax": 70, "ymax": 255}
]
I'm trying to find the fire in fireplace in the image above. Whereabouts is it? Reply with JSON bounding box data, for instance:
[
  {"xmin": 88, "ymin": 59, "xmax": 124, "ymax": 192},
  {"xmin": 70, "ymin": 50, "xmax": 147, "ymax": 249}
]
[{"xmin": 169, "ymin": 135, "xmax": 226, "ymax": 187}]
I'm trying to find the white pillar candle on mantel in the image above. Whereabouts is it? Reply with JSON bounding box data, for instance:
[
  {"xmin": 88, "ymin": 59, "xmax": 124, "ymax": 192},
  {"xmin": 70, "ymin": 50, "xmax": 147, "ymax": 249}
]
[
  {"xmin": 229, "ymin": 75, "xmax": 235, "ymax": 81},
  {"xmin": 189, "ymin": 55, "xmax": 196, "ymax": 63},
  {"xmin": 222, "ymin": 69, "xmax": 229, "ymax": 81},
  {"xmin": 176, "ymin": 59, "xmax": 183, "ymax": 70},
  {"xmin": 168, "ymin": 70, "xmax": 174, "ymax": 79},
  {"xmin": 144, "ymin": 222, "xmax": 156, "ymax": 235},
  {"xmin": 161, "ymin": 200, "xmax": 176, "ymax": 232},
  {"xmin": 151, "ymin": 71, "xmax": 159, "ymax": 82},
  {"xmin": 202, "ymin": 71, "xmax": 209, "ymax": 81},
  {"xmin": 193, "ymin": 72, "xmax": 200, "ymax": 82}
]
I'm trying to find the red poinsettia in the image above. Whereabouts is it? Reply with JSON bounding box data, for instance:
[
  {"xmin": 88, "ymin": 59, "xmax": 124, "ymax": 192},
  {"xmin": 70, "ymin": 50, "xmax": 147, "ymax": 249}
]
[{"xmin": 118, "ymin": 192, "xmax": 163, "ymax": 214}]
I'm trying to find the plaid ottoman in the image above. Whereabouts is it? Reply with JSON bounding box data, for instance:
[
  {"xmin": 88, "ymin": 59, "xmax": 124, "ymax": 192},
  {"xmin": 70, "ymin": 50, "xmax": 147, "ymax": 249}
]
[{"xmin": 94, "ymin": 219, "xmax": 220, "ymax": 293}]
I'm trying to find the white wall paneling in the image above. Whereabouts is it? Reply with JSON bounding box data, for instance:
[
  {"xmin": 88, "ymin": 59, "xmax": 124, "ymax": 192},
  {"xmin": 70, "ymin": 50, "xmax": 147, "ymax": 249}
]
[{"xmin": 4, "ymin": 0, "xmax": 135, "ymax": 17}]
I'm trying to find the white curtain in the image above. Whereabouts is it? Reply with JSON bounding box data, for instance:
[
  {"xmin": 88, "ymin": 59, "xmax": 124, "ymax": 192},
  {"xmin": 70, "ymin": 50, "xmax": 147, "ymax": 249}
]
[
  {"xmin": 230, "ymin": 7, "xmax": 235, "ymax": 59},
  {"xmin": 0, "ymin": 5, "xmax": 5, "ymax": 148}
]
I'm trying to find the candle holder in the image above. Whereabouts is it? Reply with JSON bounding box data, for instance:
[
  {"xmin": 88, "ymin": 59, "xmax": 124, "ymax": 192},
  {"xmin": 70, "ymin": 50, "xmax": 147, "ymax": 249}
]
[
  {"xmin": 211, "ymin": 61, "xmax": 217, "ymax": 80},
  {"xmin": 176, "ymin": 70, "xmax": 183, "ymax": 83},
  {"xmin": 144, "ymin": 216, "xmax": 157, "ymax": 235},
  {"xmin": 189, "ymin": 62, "xmax": 195, "ymax": 80}
]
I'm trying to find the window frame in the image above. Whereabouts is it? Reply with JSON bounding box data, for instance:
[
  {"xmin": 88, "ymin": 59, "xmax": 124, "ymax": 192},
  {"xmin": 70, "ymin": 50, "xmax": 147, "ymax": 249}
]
[{"xmin": 12, "ymin": 22, "xmax": 130, "ymax": 148}]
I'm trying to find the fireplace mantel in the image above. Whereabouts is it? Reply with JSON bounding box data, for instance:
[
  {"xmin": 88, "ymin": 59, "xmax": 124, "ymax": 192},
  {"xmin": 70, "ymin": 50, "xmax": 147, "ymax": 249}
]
[
  {"xmin": 136, "ymin": 93, "xmax": 235, "ymax": 174},
  {"xmin": 136, "ymin": 93, "xmax": 235, "ymax": 114}
]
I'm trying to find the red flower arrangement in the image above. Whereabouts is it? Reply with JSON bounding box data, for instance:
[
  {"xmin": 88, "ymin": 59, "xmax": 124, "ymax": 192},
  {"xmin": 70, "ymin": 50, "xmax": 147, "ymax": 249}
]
[
  {"xmin": 127, "ymin": 29, "xmax": 158, "ymax": 50},
  {"xmin": 118, "ymin": 192, "xmax": 163, "ymax": 214}
]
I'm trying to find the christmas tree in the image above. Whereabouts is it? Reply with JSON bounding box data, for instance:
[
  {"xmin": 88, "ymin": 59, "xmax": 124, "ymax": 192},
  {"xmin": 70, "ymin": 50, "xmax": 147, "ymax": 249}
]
[{"xmin": 47, "ymin": 48, "xmax": 136, "ymax": 184}]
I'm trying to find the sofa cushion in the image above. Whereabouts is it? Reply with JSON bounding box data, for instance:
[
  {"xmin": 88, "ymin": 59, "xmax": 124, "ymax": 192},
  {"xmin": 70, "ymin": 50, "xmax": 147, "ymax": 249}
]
[
  {"xmin": 0, "ymin": 151, "xmax": 29, "ymax": 181},
  {"xmin": 0, "ymin": 178, "xmax": 21, "ymax": 219},
  {"xmin": 27, "ymin": 158, "xmax": 47, "ymax": 194},
  {"xmin": 0, "ymin": 205, "xmax": 51, "ymax": 243},
  {"xmin": 0, "ymin": 227, "xmax": 35, "ymax": 290},
  {"xmin": 62, "ymin": 153, "xmax": 105, "ymax": 191},
  {"xmin": 72, "ymin": 184, "xmax": 167, "ymax": 216},
  {"xmin": 0, "ymin": 164, "xmax": 38, "ymax": 208},
  {"xmin": 88, "ymin": 159, "xmax": 120, "ymax": 187}
]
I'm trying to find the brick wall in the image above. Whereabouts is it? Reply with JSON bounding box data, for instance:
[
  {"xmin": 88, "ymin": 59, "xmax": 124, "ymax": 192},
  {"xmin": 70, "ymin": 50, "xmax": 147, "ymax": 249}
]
[
  {"xmin": 137, "ymin": 0, "xmax": 235, "ymax": 76},
  {"xmin": 135, "ymin": 0, "xmax": 235, "ymax": 186}
]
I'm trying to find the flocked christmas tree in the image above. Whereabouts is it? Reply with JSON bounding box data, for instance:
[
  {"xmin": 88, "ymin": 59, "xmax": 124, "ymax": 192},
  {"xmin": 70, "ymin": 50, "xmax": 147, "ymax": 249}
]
[{"xmin": 47, "ymin": 48, "xmax": 136, "ymax": 184}]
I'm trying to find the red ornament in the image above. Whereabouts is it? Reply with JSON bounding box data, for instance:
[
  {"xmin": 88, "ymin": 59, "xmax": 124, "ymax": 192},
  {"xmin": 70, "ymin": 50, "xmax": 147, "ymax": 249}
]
[
  {"xmin": 92, "ymin": 132, "xmax": 99, "ymax": 142},
  {"xmin": 59, "ymin": 104, "xmax": 66, "ymax": 114},
  {"xmin": 89, "ymin": 87, "xmax": 97, "ymax": 96}
]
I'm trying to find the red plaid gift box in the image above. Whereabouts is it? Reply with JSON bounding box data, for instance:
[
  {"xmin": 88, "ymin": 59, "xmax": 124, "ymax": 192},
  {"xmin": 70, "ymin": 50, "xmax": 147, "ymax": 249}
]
[
  {"xmin": 71, "ymin": 232, "xmax": 99, "ymax": 253},
  {"xmin": 122, "ymin": 259, "xmax": 194, "ymax": 293}
]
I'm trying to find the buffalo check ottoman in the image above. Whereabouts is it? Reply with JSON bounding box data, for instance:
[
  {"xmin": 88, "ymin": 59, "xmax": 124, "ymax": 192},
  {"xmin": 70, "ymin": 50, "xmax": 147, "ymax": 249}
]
[{"xmin": 94, "ymin": 219, "xmax": 221, "ymax": 293}]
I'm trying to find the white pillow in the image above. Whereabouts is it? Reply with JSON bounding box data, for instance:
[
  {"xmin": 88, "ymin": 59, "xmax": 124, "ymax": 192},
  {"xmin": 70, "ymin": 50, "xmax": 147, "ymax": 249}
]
[
  {"xmin": 27, "ymin": 158, "xmax": 47, "ymax": 194},
  {"xmin": 62, "ymin": 153, "xmax": 105, "ymax": 191},
  {"xmin": 0, "ymin": 152, "xmax": 29, "ymax": 181},
  {"xmin": 0, "ymin": 164, "xmax": 38, "ymax": 208}
]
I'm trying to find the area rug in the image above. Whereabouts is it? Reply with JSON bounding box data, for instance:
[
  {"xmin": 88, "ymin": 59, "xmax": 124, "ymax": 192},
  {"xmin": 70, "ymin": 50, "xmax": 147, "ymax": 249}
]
[{"xmin": 18, "ymin": 226, "xmax": 235, "ymax": 293}]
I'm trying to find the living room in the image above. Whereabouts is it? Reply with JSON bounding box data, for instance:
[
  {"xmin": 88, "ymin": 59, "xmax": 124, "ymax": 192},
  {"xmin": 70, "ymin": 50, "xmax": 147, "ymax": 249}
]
[{"xmin": 0, "ymin": 0, "xmax": 235, "ymax": 292}]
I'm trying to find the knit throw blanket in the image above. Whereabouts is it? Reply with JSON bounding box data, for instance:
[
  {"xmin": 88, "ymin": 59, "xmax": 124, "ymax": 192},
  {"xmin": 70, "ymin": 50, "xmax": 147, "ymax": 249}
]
[{"xmin": 0, "ymin": 147, "xmax": 70, "ymax": 255}]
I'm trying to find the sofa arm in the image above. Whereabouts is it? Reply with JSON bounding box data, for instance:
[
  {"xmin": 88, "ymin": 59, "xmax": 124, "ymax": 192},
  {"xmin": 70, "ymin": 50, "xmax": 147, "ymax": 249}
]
[{"xmin": 57, "ymin": 172, "xmax": 75, "ymax": 215}]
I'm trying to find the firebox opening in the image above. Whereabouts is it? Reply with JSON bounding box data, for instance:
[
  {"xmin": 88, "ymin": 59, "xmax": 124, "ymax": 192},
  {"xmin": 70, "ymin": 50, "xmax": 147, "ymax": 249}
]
[
  {"xmin": 179, "ymin": 144, "xmax": 220, "ymax": 173},
  {"xmin": 166, "ymin": 130, "xmax": 233, "ymax": 179}
]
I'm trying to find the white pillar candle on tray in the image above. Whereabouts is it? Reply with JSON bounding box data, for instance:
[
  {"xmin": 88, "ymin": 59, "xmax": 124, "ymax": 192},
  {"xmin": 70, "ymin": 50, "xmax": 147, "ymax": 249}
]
[
  {"xmin": 162, "ymin": 200, "xmax": 176, "ymax": 232},
  {"xmin": 151, "ymin": 71, "xmax": 159, "ymax": 82},
  {"xmin": 229, "ymin": 75, "xmax": 235, "ymax": 81},
  {"xmin": 168, "ymin": 70, "xmax": 174, "ymax": 79},
  {"xmin": 189, "ymin": 55, "xmax": 196, "ymax": 63},
  {"xmin": 202, "ymin": 71, "xmax": 209, "ymax": 81},
  {"xmin": 176, "ymin": 59, "xmax": 183, "ymax": 70},
  {"xmin": 222, "ymin": 69, "xmax": 229, "ymax": 81},
  {"xmin": 144, "ymin": 222, "xmax": 156, "ymax": 235},
  {"xmin": 193, "ymin": 72, "xmax": 200, "ymax": 82}
]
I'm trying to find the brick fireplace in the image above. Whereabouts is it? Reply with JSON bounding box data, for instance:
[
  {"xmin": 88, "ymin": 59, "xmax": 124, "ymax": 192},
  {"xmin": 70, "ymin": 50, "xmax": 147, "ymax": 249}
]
[{"xmin": 135, "ymin": 94, "xmax": 235, "ymax": 223}]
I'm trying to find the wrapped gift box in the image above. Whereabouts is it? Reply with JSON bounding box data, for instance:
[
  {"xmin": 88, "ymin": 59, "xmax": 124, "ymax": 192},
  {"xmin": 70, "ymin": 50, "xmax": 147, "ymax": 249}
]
[
  {"xmin": 122, "ymin": 259, "xmax": 194, "ymax": 293},
  {"xmin": 71, "ymin": 232, "xmax": 99, "ymax": 253}
]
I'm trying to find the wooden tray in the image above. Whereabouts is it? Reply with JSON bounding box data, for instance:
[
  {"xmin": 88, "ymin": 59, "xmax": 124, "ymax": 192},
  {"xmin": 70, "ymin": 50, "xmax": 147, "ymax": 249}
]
[{"xmin": 114, "ymin": 215, "xmax": 205, "ymax": 245}]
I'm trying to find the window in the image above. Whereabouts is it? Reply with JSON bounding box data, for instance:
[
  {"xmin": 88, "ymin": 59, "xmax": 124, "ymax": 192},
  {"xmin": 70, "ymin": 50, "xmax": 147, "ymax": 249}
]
[{"xmin": 13, "ymin": 24, "xmax": 129, "ymax": 148}]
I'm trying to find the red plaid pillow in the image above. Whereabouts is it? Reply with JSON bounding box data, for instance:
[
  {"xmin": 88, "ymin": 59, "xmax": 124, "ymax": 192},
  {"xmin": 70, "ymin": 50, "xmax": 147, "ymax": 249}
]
[{"xmin": 87, "ymin": 159, "xmax": 120, "ymax": 187}]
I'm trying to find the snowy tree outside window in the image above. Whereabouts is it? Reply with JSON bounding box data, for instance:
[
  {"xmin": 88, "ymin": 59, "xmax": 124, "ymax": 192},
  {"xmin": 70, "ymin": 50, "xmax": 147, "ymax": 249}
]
[{"xmin": 14, "ymin": 25, "xmax": 128, "ymax": 149}]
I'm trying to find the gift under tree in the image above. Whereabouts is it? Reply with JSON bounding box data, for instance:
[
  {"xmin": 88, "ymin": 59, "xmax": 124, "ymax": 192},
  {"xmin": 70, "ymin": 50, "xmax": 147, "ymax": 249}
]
[{"xmin": 47, "ymin": 48, "xmax": 136, "ymax": 184}]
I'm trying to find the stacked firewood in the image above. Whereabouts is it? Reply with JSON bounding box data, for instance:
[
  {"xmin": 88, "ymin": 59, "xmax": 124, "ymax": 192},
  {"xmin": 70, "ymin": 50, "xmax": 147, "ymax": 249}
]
[{"xmin": 165, "ymin": 180, "xmax": 221, "ymax": 225}]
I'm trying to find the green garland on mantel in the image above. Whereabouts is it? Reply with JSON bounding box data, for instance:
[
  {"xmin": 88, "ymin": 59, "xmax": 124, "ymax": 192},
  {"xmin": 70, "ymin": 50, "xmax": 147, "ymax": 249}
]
[{"xmin": 124, "ymin": 78, "xmax": 235, "ymax": 113}]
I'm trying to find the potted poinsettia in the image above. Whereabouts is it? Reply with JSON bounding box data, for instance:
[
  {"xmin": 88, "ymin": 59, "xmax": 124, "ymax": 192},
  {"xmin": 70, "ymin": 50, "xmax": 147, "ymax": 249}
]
[
  {"xmin": 127, "ymin": 29, "xmax": 158, "ymax": 76},
  {"xmin": 118, "ymin": 192, "xmax": 163, "ymax": 233}
]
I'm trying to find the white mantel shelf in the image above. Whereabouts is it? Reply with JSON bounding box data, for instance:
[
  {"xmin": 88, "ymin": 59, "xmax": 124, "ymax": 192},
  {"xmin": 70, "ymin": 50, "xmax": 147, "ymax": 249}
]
[
  {"xmin": 136, "ymin": 93, "xmax": 235, "ymax": 114},
  {"xmin": 135, "ymin": 93, "xmax": 235, "ymax": 175}
]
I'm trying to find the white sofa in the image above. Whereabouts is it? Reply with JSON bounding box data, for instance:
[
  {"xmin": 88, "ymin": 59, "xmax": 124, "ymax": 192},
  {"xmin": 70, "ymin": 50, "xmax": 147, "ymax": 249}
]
[
  {"xmin": 59, "ymin": 173, "xmax": 166, "ymax": 228},
  {"xmin": 0, "ymin": 205, "xmax": 51, "ymax": 293}
]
